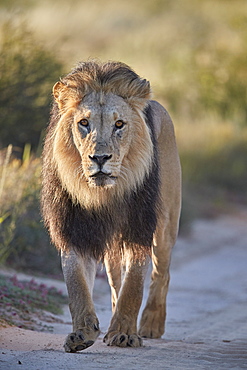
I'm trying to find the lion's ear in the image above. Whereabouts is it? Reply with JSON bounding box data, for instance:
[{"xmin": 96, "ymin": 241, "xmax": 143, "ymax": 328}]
[
  {"xmin": 53, "ymin": 81, "xmax": 67, "ymax": 109},
  {"xmin": 53, "ymin": 80, "xmax": 83, "ymax": 110}
]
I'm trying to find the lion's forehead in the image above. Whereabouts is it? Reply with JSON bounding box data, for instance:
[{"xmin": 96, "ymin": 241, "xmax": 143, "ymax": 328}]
[{"xmin": 77, "ymin": 92, "xmax": 131, "ymax": 123}]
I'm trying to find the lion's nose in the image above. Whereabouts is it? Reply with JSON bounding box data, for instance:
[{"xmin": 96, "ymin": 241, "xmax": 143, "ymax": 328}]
[{"xmin": 89, "ymin": 154, "xmax": 112, "ymax": 168}]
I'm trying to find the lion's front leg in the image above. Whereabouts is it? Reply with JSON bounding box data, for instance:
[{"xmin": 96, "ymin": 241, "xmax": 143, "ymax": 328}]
[
  {"xmin": 104, "ymin": 249, "xmax": 122, "ymax": 313},
  {"xmin": 61, "ymin": 250, "xmax": 100, "ymax": 352},
  {"xmin": 104, "ymin": 251, "xmax": 149, "ymax": 348}
]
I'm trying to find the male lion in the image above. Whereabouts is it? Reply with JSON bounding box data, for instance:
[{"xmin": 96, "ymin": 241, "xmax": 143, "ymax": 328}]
[{"xmin": 41, "ymin": 61, "xmax": 181, "ymax": 352}]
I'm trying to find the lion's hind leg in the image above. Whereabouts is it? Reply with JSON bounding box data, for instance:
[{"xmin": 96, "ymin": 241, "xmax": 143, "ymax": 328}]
[
  {"xmin": 138, "ymin": 219, "xmax": 177, "ymax": 339},
  {"xmin": 61, "ymin": 250, "xmax": 100, "ymax": 352}
]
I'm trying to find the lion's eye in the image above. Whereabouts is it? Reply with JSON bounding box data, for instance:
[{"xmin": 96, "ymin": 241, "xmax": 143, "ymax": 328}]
[
  {"xmin": 115, "ymin": 120, "xmax": 125, "ymax": 129},
  {"xmin": 78, "ymin": 119, "xmax": 89, "ymax": 128}
]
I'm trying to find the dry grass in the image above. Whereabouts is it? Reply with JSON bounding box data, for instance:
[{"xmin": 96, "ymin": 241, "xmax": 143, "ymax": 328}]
[{"xmin": 0, "ymin": 145, "xmax": 40, "ymax": 212}]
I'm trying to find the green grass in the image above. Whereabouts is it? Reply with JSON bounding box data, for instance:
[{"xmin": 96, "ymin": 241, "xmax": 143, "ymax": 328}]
[{"xmin": 0, "ymin": 274, "xmax": 67, "ymax": 330}]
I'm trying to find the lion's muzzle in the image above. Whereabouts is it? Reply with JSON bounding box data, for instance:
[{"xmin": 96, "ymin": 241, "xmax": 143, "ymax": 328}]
[
  {"xmin": 88, "ymin": 154, "xmax": 117, "ymax": 187},
  {"xmin": 89, "ymin": 154, "xmax": 112, "ymax": 170}
]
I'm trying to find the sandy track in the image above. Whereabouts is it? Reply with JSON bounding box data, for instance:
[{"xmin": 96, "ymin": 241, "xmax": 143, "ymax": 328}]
[{"xmin": 1, "ymin": 210, "xmax": 247, "ymax": 369}]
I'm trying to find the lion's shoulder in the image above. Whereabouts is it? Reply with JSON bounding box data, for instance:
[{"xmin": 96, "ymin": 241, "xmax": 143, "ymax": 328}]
[{"xmin": 148, "ymin": 100, "xmax": 175, "ymax": 141}]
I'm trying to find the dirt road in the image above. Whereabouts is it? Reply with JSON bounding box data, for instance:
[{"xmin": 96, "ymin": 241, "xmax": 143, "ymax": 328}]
[{"xmin": 1, "ymin": 210, "xmax": 247, "ymax": 369}]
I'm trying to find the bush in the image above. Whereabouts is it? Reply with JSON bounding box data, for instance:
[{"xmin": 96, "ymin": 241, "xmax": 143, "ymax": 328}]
[{"xmin": 0, "ymin": 21, "xmax": 63, "ymax": 152}]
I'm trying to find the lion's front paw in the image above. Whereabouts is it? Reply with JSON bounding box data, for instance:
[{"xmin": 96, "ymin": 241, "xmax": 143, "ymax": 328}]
[
  {"xmin": 64, "ymin": 327, "xmax": 99, "ymax": 352},
  {"xmin": 103, "ymin": 332, "xmax": 143, "ymax": 347}
]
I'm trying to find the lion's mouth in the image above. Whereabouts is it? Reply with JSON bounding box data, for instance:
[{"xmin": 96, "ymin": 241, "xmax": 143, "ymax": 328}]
[
  {"xmin": 90, "ymin": 170, "xmax": 116, "ymax": 179},
  {"xmin": 89, "ymin": 171, "xmax": 117, "ymax": 187}
]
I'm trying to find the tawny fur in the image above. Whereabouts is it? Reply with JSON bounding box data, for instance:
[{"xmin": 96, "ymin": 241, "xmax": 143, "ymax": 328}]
[{"xmin": 41, "ymin": 61, "xmax": 181, "ymax": 352}]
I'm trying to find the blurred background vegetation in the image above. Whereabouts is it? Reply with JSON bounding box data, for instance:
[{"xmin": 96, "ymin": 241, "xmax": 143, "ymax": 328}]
[{"xmin": 0, "ymin": 0, "xmax": 246, "ymax": 275}]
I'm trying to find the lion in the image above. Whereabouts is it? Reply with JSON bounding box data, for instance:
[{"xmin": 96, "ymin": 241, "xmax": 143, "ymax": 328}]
[{"xmin": 41, "ymin": 60, "xmax": 181, "ymax": 352}]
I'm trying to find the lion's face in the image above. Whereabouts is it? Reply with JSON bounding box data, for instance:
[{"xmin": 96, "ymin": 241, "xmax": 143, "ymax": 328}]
[
  {"xmin": 72, "ymin": 92, "xmax": 132, "ymax": 189},
  {"xmin": 51, "ymin": 64, "xmax": 153, "ymax": 208}
]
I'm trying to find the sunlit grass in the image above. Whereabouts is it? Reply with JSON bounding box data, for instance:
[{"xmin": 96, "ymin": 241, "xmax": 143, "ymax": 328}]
[
  {"xmin": 0, "ymin": 146, "xmax": 40, "ymax": 260},
  {"xmin": 0, "ymin": 145, "xmax": 40, "ymax": 214},
  {"xmin": 0, "ymin": 147, "xmax": 61, "ymax": 275}
]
